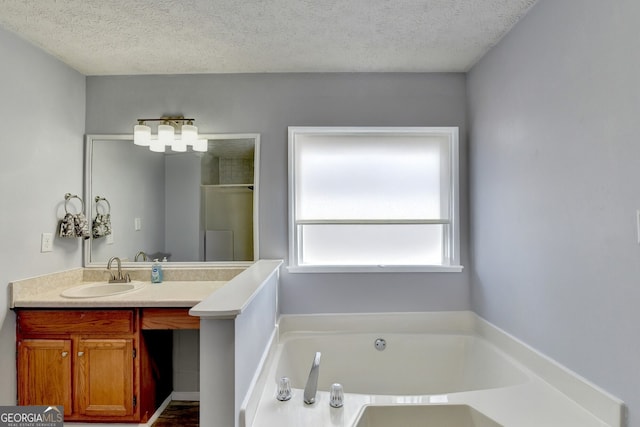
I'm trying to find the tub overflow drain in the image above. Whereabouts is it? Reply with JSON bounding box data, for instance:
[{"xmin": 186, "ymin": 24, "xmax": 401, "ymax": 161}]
[{"xmin": 374, "ymin": 338, "xmax": 387, "ymax": 351}]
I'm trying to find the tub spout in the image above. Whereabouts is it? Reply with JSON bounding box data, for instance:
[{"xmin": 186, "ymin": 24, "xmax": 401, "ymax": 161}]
[{"xmin": 303, "ymin": 352, "xmax": 321, "ymax": 405}]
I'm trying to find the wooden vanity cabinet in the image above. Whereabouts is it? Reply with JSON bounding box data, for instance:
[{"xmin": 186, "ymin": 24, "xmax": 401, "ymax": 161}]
[
  {"xmin": 17, "ymin": 338, "xmax": 73, "ymax": 416},
  {"xmin": 75, "ymin": 337, "xmax": 135, "ymax": 417},
  {"xmin": 16, "ymin": 309, "xmax": 170, "ymax": 423}
]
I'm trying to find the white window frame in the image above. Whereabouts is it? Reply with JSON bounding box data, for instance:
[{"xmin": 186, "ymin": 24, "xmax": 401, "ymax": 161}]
[{"xmin": 287, "ymin": 126, "xmax": 462, "ymax": 273}]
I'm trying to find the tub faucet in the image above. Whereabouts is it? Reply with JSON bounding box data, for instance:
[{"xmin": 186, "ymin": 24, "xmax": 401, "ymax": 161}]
[
  {"xmin": 303, "ymin": 352, "xmax": 321, "ymax": 405},
  {"xmin": 107, "ymin": 256, "xmax": 131, "ymax": 283}
]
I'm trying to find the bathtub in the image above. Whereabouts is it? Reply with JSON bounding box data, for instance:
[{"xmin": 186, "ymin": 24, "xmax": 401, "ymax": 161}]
[
  {"xmin": 242, "ymin": 312, "xmax": 623, "ymax": 427},
  {"xmin": 276, "ymin": 332, "xmax": 528, "ymax": 396}
]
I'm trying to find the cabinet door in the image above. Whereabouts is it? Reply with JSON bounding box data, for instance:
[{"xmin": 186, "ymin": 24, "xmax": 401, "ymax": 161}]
[
  {"xmin": 17, "ymin": 339, "xmax": 72, "ymax": 416},
  {"xmin": 75, "ymin": 338, "xmax": 134, "ymax": 417}
]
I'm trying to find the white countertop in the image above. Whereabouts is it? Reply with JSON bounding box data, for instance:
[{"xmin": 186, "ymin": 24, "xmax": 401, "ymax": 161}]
[
  {"xmin": 11, "ymin": 279, "xmax": 228, "ymax": 308},
  {"xmin": 10, "ymin": 260, "xmax": 284, "ymax": 314},
  {"xmin": 190, "ymin": 259, "xmax": 283, "ymax": 318}
]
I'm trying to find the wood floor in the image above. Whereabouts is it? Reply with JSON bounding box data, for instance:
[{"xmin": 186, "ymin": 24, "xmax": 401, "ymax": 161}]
[{"xmin": 152, "ymin": 401, "xmax": 199, "ymax": 427}]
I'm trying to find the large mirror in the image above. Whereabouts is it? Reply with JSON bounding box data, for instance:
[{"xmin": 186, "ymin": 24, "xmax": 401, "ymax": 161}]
[{"xmin": 84, "ymin": 133, "xmax": 259, "ymax": 267}]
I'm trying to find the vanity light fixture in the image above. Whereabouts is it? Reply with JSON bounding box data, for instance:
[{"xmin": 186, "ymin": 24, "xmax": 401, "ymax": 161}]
[{"xmin": 133, "ymin": 116, "xmax": 204, "ymax": 152}]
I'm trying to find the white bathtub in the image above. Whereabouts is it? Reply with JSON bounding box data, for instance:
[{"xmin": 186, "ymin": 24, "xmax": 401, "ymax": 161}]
[
  {"xmin": 276, "ymin": 332, "xmax": 528, "ymax": 395},
  {"xmin": 243, "ymin": 312, "xmax": 623, "ymax": 427}
]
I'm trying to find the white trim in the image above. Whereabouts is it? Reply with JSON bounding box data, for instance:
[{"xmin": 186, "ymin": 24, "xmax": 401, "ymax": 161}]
[
  {"xmin": 296, "ymin": 219, "xmax": 451, "ymax": 225},
  {"xmin": 239, "ymin": 328, "xmax": 278, "ymax": 427},
  {"xmin": 84, "ymin": 133, "xmax": 260, "ymax": 268},
  {"xmin": 287, "ymin": 126, "xmax": 461, "ymax": 272},
  {"xmin": 287, "ymin": 264, "xmax": 464, "ymax": 273}
]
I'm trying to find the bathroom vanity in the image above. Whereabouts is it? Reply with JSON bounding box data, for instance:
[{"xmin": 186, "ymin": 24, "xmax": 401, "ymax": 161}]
[
  {"xmin": 10, "ymin": 267, "xmax": 240, "ymax": 423},
  {"xmin": 15, "ymin": 308, "xmax": 183, "ymax": 422},
  {"xmin": 10, "ymin": 260, "xmax": 283, "ymax": 426}
]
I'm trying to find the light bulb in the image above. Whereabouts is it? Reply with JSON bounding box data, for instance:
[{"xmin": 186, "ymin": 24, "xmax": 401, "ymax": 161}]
[
  {"xmin": 172, "ymin": 137, "xmax": 187, "ymax": 152},
  {"xmin": 158, "ymin": 124, "xmax": 174, "ymax": 146},
  {"xmin": 149, "ymin": 138, "xmax": 166, "ymax": 152},
  {"xmin": 181, "ymin": 123, "xmax": 198, "ymax": 145},
  {"xmin": 133, "ymin": 124, "xmax": 151, "ymax": 146},
  {"xmin": 192, "ymin": 139, "xmax": 208, "ymax": 152}
]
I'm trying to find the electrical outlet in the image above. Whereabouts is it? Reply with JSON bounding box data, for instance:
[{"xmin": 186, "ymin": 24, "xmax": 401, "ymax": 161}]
[
  {"xmin": 41, "ymin": 233, "xmax": 53, "ymax": 252},
  {"xmin": 106, "ymin": 233, "xmax": 114, "ymax": 245},
  {"xmin": 134, "ymin": 217, "xmax": 142, "ymax": 231}
]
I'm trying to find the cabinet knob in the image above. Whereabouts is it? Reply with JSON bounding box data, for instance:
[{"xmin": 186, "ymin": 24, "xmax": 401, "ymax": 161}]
[
  {"xmin": 77, "ymin": 351, "xmax": 84, "ymax": 357},
  {"xmin": 61, "ymin": 351, "xmax": 68, "ymax": 358}
]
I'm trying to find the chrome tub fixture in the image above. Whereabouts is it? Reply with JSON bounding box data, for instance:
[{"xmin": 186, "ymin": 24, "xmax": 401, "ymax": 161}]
[
  {"xmin": 107, "ymin": 256, "xmax": 131, "ymax": 283},
  {"xmin": 276, "ymin": 377, "xmax": 292, "ymax": 402},
  {"xmin": 329, "ymin": 383, "xmax": 344, "ymax": 408},
  {"xmin": 303, "ymin": 352, "xmax": 321, "ymax": 405}
]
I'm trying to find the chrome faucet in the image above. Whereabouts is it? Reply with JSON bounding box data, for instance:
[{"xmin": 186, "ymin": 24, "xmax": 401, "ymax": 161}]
[
  {"xmin": 303, "ymin": 352, "xmax": 321, "ymax": 405},
  {"xmin": 134, "ymin": 251, "xmax": 148, "ymax": 262},
  {"xmin": 107, "ymin": 256, "xmax": 131, "ymax": 283}
]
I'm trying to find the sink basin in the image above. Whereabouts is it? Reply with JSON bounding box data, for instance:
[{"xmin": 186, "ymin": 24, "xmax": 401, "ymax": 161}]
[
  {"xmin": 61, "ymin": 281, "xmax": 145, "ymax": 298},
  {"xmin": 354, "ymin": 405, "xmax": 503, "ymax": 427}
]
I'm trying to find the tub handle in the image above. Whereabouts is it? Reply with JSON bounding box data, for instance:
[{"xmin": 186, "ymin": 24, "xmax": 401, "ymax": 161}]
[
  {"xmin": 276, "ymin": 377, "xmax": 292, "ymax": 401},
  {"xmin": 329, "ymin": 383, "xmax": 344, "ymax": 408}
]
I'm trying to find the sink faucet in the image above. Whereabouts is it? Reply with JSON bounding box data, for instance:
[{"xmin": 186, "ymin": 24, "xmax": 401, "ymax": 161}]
[
  {"xmin": 107, "ymin": 257, "xmax": 131, "ymax": 283},
  {"xmin": 303, "ymin": 352, "xmax": 321, "ymax": 405},
  {"xmin": 134, "ymin": 251, "xmax": 147, "ymax": 262}
]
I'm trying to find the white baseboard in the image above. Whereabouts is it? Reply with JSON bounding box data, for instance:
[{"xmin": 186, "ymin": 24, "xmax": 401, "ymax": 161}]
[{"xmin": 171, "ymin": 391, "xmax": 200, "ymax": 401}]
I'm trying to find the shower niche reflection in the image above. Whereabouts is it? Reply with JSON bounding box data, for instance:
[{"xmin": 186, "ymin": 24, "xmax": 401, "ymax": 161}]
[
  {"xmin": 200, "ymin": 139, "xmax": 255, "ymax": 261},
  {"xmin": 85, "ymin": 134, "xmax": 259, "ymax": 266}
]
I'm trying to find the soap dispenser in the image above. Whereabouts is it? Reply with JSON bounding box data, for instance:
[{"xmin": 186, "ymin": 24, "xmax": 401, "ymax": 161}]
[{"xmin": 151, "ymin": 259, "xmax": 163, "ymax": 283}]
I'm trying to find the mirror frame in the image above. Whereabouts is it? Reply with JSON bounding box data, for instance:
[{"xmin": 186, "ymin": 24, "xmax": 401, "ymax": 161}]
[{"xmin": 84, "ymin": 133, "xmax": 260, "ymax": 268}]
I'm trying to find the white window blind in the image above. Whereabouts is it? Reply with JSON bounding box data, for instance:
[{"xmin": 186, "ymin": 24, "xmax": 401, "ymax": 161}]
[{"xmin": 288, "ymin": 127, "xmax": 461, "ymax": 273}]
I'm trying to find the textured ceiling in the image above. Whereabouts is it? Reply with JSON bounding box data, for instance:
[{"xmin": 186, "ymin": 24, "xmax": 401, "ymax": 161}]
[{"xmin": 0, "ymin": 0, "xmax": 538, "ymax": 75}]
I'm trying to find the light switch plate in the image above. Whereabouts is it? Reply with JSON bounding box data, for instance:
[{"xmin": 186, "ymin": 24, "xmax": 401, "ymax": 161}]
[{"xmin": 41, "ymin": 233, "xmax": 53, "ymax": 252}]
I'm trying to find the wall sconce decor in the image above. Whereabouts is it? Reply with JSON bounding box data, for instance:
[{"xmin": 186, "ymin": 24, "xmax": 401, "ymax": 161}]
[{"xmin": 133, "ymin": 115, "xmax": 207, "ymax": 152}]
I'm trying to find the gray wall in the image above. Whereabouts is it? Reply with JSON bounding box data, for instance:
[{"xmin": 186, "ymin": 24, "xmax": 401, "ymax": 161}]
[
  {"xmin": 0, "ymin": 26, "xmax": 86, "ymax": 404},
  {"xmin": 2, "ymin": 1, "xmax": 633, "ymax": 421},
  {"xmin": 86, "ymin": 73, "xmax": 471, "ymax": 314},
  {"xmin": 468, "ymin": 0, "xmax": 638, "ymax": 424},
  {"xmin": 165, "ymin": 153, "xmax": 201, "ymax": 261},
  {"xmin": 90, "ymin": 138, "xmax": 165, "ymax": 262}
]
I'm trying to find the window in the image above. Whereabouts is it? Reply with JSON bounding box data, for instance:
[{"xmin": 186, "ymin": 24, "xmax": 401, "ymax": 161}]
[{"xmin": 288, "ymin": 127, "xmax": 462, "ymax": 273}]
